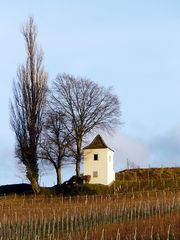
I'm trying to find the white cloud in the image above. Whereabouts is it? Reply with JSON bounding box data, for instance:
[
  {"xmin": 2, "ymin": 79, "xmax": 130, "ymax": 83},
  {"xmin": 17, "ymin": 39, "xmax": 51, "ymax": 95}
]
[
  {"xmin": 104, "ymin": 124, "xmax": 180, "ymax": 171},
  {"xmin": 104, "ymin": 132, "xmax": 150, "ymax": 171},
  {"xmin": 150, "ymin": 124, "xmax": 180, "ymax": 167}
]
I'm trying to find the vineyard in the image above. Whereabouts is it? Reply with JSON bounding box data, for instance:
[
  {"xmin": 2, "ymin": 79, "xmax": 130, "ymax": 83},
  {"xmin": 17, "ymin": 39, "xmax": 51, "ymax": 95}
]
[
  {"xmin": 0, "ymin": 190, "xmax": 179, "ymax": 239},
  {"xmin": 0, "ymin": 168, "xmax": 179, "ymax": 239}
]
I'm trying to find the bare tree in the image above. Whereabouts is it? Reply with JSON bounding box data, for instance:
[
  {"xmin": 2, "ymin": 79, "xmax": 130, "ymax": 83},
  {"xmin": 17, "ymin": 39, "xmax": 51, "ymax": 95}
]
[
  {"xmin": 52, "ymin": 74, "xmax": 120, "ymax": 177},
  {"xmin": 10, "ymin": 17, "xmax": 48, "ymax": 193},
  {"xmin": 39, "ymin": 107, "xmax": 73, "ymax": 185}
]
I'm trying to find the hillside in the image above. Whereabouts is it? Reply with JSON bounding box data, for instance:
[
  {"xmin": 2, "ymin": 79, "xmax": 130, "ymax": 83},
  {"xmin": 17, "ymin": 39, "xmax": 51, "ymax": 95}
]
[
  {"xmin": 115, "ymin": 167, "xmax": 180, "ymax": 181},
  {"xmin": 114, "ymin": 167, "xmax": 180, "ymax": 194},
  {"xmin": 0, "ymin": 167, "xmax": 179, "ymax": 196}
]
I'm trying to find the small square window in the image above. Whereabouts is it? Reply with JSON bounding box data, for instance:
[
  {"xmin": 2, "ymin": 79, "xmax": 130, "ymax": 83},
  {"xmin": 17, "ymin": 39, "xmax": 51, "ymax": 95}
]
[
  {"xmin": 94, "ymin": 154, "xmax": 98, "ymax": 160},
  {"xmin": 93, "ymin": 171, "xmax": 98, "ymax": 178}
]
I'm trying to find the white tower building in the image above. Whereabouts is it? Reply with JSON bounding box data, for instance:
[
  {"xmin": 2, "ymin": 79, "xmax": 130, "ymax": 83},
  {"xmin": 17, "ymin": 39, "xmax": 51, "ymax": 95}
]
[{"xmin": 83, "ymin": 135, "xmax": 115, "ymax": 185}]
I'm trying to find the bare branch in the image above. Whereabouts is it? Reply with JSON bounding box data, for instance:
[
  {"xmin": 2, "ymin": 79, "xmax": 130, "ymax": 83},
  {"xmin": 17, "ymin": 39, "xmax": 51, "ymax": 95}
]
[
  {"xmin": 39, "ymin": 106, "xmax": 74, "ymax": 185},
  {"xmin": 51, "ymin": 74, "xmax": 121, "ymax": 177},
  {"xmin": 10, "ymin": 17, "xmax": 48, "ymax": 193}
]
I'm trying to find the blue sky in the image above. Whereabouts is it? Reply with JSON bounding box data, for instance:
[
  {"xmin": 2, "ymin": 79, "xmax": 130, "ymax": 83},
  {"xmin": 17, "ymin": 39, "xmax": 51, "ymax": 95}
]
[{"xmin": 0, "ymin": 1, "xmax": 180, "ymax": 186}]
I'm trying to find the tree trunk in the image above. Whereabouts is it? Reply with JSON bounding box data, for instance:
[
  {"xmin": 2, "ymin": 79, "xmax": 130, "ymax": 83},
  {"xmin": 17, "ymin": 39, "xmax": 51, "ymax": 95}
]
[
  {"xmin": 76, "ymin": 158, "xmax": 81, "ymax": 177},
  {"xmin": 26, "ymin": 168, "xmax": 40, "ymax": 193},
  {"xmin": 31, "ymin": 178, "xmax": 40, "ymax": 193},
  {"xmin": 56, "ymin": 167, "xmax": 62, "ymax": 185},
  {"xmin": 76, "ymin": 141, "xmax": 82, "ymax": 177}
]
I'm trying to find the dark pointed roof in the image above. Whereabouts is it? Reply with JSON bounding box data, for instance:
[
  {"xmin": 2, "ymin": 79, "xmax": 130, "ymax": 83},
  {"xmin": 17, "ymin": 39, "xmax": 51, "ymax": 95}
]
[{"xmin": 83, "ymin": 134, "xmax": 114, "ymax": 151}]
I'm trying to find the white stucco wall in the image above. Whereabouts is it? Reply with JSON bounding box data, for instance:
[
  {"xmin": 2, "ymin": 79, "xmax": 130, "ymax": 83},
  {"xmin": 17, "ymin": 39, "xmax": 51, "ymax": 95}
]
[
  {"xmin": 107, "ymin": 148, "xmax": 115, "ymax": 184},
  {"xmin": 84, "ymin": 148, "xmax": 115, "ymax": 185}
]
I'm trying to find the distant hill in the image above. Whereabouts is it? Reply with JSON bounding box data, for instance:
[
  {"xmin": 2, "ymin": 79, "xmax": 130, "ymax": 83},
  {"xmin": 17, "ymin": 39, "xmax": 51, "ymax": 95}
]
[{"xmin": 0, "ymin": 183, "xmax": 33, "ymax": 195}]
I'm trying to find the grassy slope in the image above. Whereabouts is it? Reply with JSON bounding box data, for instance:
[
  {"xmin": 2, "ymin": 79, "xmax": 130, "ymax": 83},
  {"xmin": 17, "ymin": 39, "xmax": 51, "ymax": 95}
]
[
  {"xmin": 116, "ymin": 167, "xmax": 180, "ymax": 181},
  {"xmin": 113, "ymin": 167, "xmax": 180, "ymax": 194},
  {"xmin": 0, "ymin": 167, "xmax": 179, "ymax": 196},
  {"xmin": 55, "ymin": 167, "xmax": 180, "ymax": 196}
]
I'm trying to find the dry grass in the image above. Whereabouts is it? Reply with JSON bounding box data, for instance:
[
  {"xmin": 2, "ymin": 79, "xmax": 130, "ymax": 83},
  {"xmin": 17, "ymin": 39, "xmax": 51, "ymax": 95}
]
[
  {"xmin": 113, "ymin": 167, "xmax": 180, "ymax": 194},
  {"xmin": 0, "ymin": 190, "xmax": 179, "ymax": 239}
]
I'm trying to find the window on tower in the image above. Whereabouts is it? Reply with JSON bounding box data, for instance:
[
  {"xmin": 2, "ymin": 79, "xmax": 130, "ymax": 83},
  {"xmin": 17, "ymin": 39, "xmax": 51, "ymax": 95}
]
[
  {"xmin": 93, "ymin": 171, "xmax": 98, "ymax": 178},
  {"xmin": 94, "ymin": 154, "xmax": 98, "ymax": 160}
]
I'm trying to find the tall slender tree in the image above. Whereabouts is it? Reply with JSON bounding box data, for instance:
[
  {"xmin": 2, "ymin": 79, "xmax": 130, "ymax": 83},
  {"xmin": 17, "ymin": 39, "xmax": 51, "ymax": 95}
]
[
  {"xmin": 52, "ymin": 74, "xmax": 120, "ymax": 177},
  {"xmin": 10, "ymin": 17, "xmax": 47, "ymax": 193}
]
